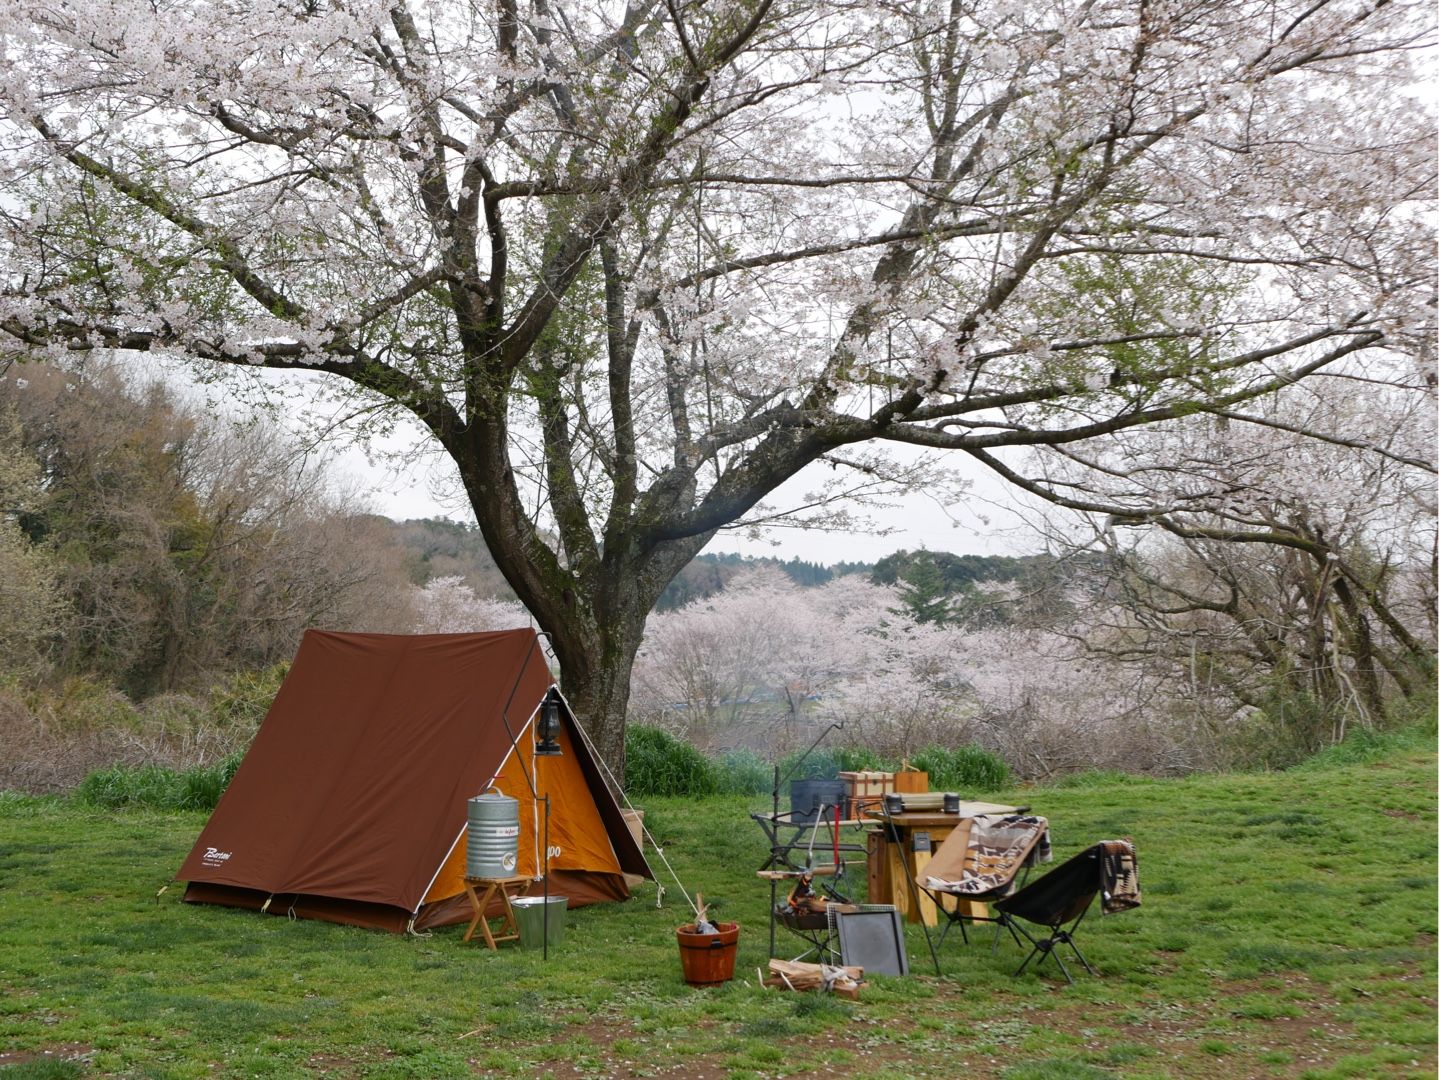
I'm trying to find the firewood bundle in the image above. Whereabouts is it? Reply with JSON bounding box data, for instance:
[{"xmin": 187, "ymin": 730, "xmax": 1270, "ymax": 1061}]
[{"xmin": 762, "ymin": 958, "xmax": 865, "ymax": 999}]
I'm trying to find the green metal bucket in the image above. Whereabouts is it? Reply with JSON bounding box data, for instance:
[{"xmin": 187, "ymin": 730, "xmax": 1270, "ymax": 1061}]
[{"xmin": 512, "ymin": 896, "xmax": 567, "ymax": 950}]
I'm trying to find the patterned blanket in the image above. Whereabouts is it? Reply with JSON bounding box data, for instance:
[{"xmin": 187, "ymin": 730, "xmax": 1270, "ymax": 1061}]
[
  {"xmin": 924, "ymin": 815, "xmax": 1050, "ymax": 896},
  {"xmin": 1099, "ymin": 838, "xmax": 1141, "ymax": 914}
]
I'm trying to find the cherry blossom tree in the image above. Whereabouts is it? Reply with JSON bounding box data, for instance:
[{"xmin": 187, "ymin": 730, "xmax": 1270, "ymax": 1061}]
[
  {"xmin": 0, "ymin": 0, "xmax": 1431, "ymax": 769},
  {"xmin": 633, "ymin": 568, "xmax": 979, "ymax": 756},
  {"xmin": 630, "ymin": 567, "xmax": 845, "ymax": 750},
  {"xmin": 1018, "ymin": 376, "xmax": 1436, "ymax": 746},
  {"xmin": 633, "ymin": 569, "xmax": 1191, "ymax": 773},
  {"xmin": 410, "ymin": 574, "xmax": 531, "ymax": 632}
]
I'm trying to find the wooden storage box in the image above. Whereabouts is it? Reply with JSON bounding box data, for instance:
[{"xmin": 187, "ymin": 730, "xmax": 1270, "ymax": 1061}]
[
  {"xmin": 848, "ymin": 793, "xmax": 886, "ymax": 820},
  {"xmin": 839, "ymin": 770, "xmax": 893, "ymax": 797},
  {"xmin": 892, "ymin": 765, "xmax": 928, "ymax": 794},
  {"xmin": 841, "ymin": 771, "xmax": 893, "ymax": 819}
]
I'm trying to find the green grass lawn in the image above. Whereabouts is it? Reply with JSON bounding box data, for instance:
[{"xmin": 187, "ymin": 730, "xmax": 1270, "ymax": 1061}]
[{"xmin": 1, "ymin": 737, "xmax": 1434, "ymax": 1079}]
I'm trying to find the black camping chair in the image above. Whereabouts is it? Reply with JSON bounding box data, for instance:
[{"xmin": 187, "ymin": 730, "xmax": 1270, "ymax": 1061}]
[{"xmin": 993, "ymin": 839, "xmax": 1141, "ymax": 983}]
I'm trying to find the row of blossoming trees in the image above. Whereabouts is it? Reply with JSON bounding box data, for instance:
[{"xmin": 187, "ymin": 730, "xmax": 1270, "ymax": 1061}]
[
  {"xmin": 3, "ymin": 352, "xmax": 1427, "ymax": 784},
  {"xmin": 411, "ymin": 349, "xmax": 1434, "ymax": 777},
  {"xmin": 413, "ymin": 367, "xmax": 1436, "ymax": 776},
  {"xmin": 417, "ymin": 510, "xmax": 1435, "ymax": 779}
]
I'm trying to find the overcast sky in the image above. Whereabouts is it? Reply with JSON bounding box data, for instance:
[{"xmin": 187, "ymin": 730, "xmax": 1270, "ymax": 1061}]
[{"xmin": 330, "ymin": 435, "xmax": 1039, "ymax": 565}]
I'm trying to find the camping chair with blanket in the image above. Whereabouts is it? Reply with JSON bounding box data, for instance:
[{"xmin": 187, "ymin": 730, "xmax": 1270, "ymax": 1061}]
[
  {"xmin": 992, "ymin": 838, "xmax": 1141, "ymax": 983},
  {"xmin": 915, "ymin": 814, "xmax": 1052, "ymax": 949}
]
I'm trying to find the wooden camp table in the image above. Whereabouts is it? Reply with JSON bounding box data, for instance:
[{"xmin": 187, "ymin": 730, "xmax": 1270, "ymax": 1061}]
[
  {"xmin": 863, "ymin": 803, "xmax": 1023, "ymax": 928},
  {"xmin": 461, "ymin": 876, "xmax": 529, "ymax": 949}
]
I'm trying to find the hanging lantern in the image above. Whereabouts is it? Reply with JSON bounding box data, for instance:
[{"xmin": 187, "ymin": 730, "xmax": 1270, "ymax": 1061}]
[{"xmin": 535, "ymin": 688, "xmax": 563, "ymax": 757}]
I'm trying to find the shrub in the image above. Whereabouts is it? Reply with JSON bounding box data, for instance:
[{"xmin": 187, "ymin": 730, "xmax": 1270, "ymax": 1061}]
[
  {"xmin": 714, "ymin": 748, "xmax": 771, "ymax": 795},
  {"xmin": 833, "ymin": 746, "xmax": 890, "ymax": 772},
  {"xmin": 176, "ymin": 752, "xmax": 245, "ymax": 809},
  {"xmin": 1296, "ymin": 693, "xmax": 1438, "ymax": 770},
  {"xmin": 208, "ymin": 664, "xmax": 288, "ymax": 731},
  {"xmin": 910, "ymin": 744, "xmax": 1010, "ymax": 792},
  {"xmin": 1214, "ymin": 685, "xmax": 1341, "ymax": 770},
  {"xmin": 140, "ymin": 694, "xmax": 210, "ymax": 735},
  {"xmin": 35, "ymin": 676, "xmax": 142, "ymax": 733},
  {"xmin": 624, "ymin": 726, "xmax": 717, "ymax": 797},
  {"xmin": 776, "ymin": 746, "xmax": 846, "ymax": 786},
  {"xmin": 74, "ymin": 764, "xmax": 176, "ymax": 809},
  {"xmin": 0, "ymin": 684, "xmax": 147, "ymax": 795},
  {"xmin": 72, "ymin": 752, "xmax": 244, "ymax": 811}
]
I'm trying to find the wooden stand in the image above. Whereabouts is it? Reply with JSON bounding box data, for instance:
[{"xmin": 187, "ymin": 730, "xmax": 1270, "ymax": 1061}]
[
  {"xmin": 461, "ymin": 876, "xmax": 528, "ymax": 949},
  {"xmin": 862, "ymin": 809, "xmax": 1020, "ymax": 927}
]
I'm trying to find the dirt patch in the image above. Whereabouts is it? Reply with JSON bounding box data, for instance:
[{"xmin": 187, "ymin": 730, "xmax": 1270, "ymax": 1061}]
[
  {"xmin": 510, "ymin": 1015, "xmax": 735, "ymax": 1079},
  {"xmin": 0, "ymin": 1043, "xmax": 95, "ymax": 1068},
  {"xmin": 1037, "ymin": 972, "xmax": 1431, "ymax": 1079},
  {"xmin": 304, "ymin": 1052, "xmax": 369, "ymax": 1077},
  {"xmin": 466, "ymin": 969, "xmax": 1436, "ymax": 1080}
]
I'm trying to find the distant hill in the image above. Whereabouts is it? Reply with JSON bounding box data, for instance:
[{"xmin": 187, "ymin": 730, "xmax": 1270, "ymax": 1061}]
[
  {"xmin": 653, "ymin": 547, "xmax": 1112, "ymax": 627},
  {"xmin": 870, "ymin": 549, "xmax": 1086, "ymax": 590},
  {"xmin": 375, "ymin": 519, "xmax": 1095, "ymax": 621},
  {"xmin": 872, "ymin": 548, "xmax": 1109, "ymax": 628},
  {"xmin": 375, "ymin": 520, "xmax": 874, "ymax": 609},
  {"xmin": 372, "ymin": 517, "xmax": 517, "ymax": 600},
  {"xmin": 655, "ymin": 552, "xmax": 873, "ymax": 609}
]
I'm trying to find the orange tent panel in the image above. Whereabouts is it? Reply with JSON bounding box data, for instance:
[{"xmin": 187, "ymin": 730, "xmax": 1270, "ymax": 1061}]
[{"xmin": 422, "ymin": 719, "xmax": 620, "ymax": 905}]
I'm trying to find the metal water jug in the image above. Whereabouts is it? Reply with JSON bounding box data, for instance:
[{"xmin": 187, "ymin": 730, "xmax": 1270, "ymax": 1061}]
[{"xmin": 466, "ymin": 788, "xmax": 520, "ymax": 878}]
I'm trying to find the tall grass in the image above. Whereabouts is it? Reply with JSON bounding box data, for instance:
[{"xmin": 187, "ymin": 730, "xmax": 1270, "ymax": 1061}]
[
  {"xmin": 73, "ymin": 753, "xmax": 243, "ymax": 811},
  {"xmin": 713, "ymin": 748, "xmax": 771, "ymax": 795},
  {"xmin": 909, "ymin": 744, "xmax": 1011, "ymax": 792},
  {"xmin": 775, "ymin": 745, "xmax": 848, "ymax": 783},
  {"xmin": 623, "ymin": 725, "xmax": 718, "ymax": 796}
]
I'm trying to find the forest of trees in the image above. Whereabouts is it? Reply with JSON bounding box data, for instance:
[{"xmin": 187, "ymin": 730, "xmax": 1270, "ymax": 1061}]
[
  {"xmin": 2, "ymin": 353, "xmax": 1432, "ymax": 795},
  {"xmin": 0, "ymin": 0, "xmax": 1432, "ymax": 793},
  {"xmin": 0, "ymin": 362, "xmax": 501, "ymax": 790},
  {"xmin": 0, "ymin": 362, "xmax": 415, "ymax": 693}
]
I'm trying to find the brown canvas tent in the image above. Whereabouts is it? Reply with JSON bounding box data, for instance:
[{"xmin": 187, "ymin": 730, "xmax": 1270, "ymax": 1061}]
[{"xmin": 179, "ymin": 628, "xmax": 650, "ymax": 932}]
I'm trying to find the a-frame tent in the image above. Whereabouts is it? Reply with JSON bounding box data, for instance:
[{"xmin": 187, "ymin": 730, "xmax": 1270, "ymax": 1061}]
[{"xmin": 179, "ymin": 628, "xmax": 650, "ymax": 932}]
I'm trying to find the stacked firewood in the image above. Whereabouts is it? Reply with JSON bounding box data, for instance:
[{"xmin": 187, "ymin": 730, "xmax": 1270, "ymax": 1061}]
[{"xmin": 762, "ymin": 958, "xmax": 865, "ymax": 999}]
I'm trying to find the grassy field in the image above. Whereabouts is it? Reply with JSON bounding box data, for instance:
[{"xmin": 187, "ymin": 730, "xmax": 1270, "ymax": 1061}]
[{"xmin": 1, "ymin": 732, "xmax": 1434, "ymax": 1080}]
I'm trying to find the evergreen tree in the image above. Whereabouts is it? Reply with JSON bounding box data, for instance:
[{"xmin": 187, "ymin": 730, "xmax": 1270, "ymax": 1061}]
[{"xmin": 893, "ymin": 552, "xmax": 953, "ymax": 625}]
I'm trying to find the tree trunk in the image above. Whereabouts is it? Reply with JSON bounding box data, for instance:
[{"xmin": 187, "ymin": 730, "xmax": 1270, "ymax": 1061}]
[
  {"xmin": 1331, "ymin": 577, "xmax": 1386, "ymax": 722},
  {"xmin": 514, "ymin": 533, "xmax": 712, "ymax": 791},
  {"xmin": 554, "ymin": 618, "xmax": 644, "ymax": 793}
]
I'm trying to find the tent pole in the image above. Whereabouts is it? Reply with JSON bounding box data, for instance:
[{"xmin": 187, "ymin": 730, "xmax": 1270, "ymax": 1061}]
[{"xmin": 542, "ymin": 794, "xmax": 551, "ymax": 961}]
